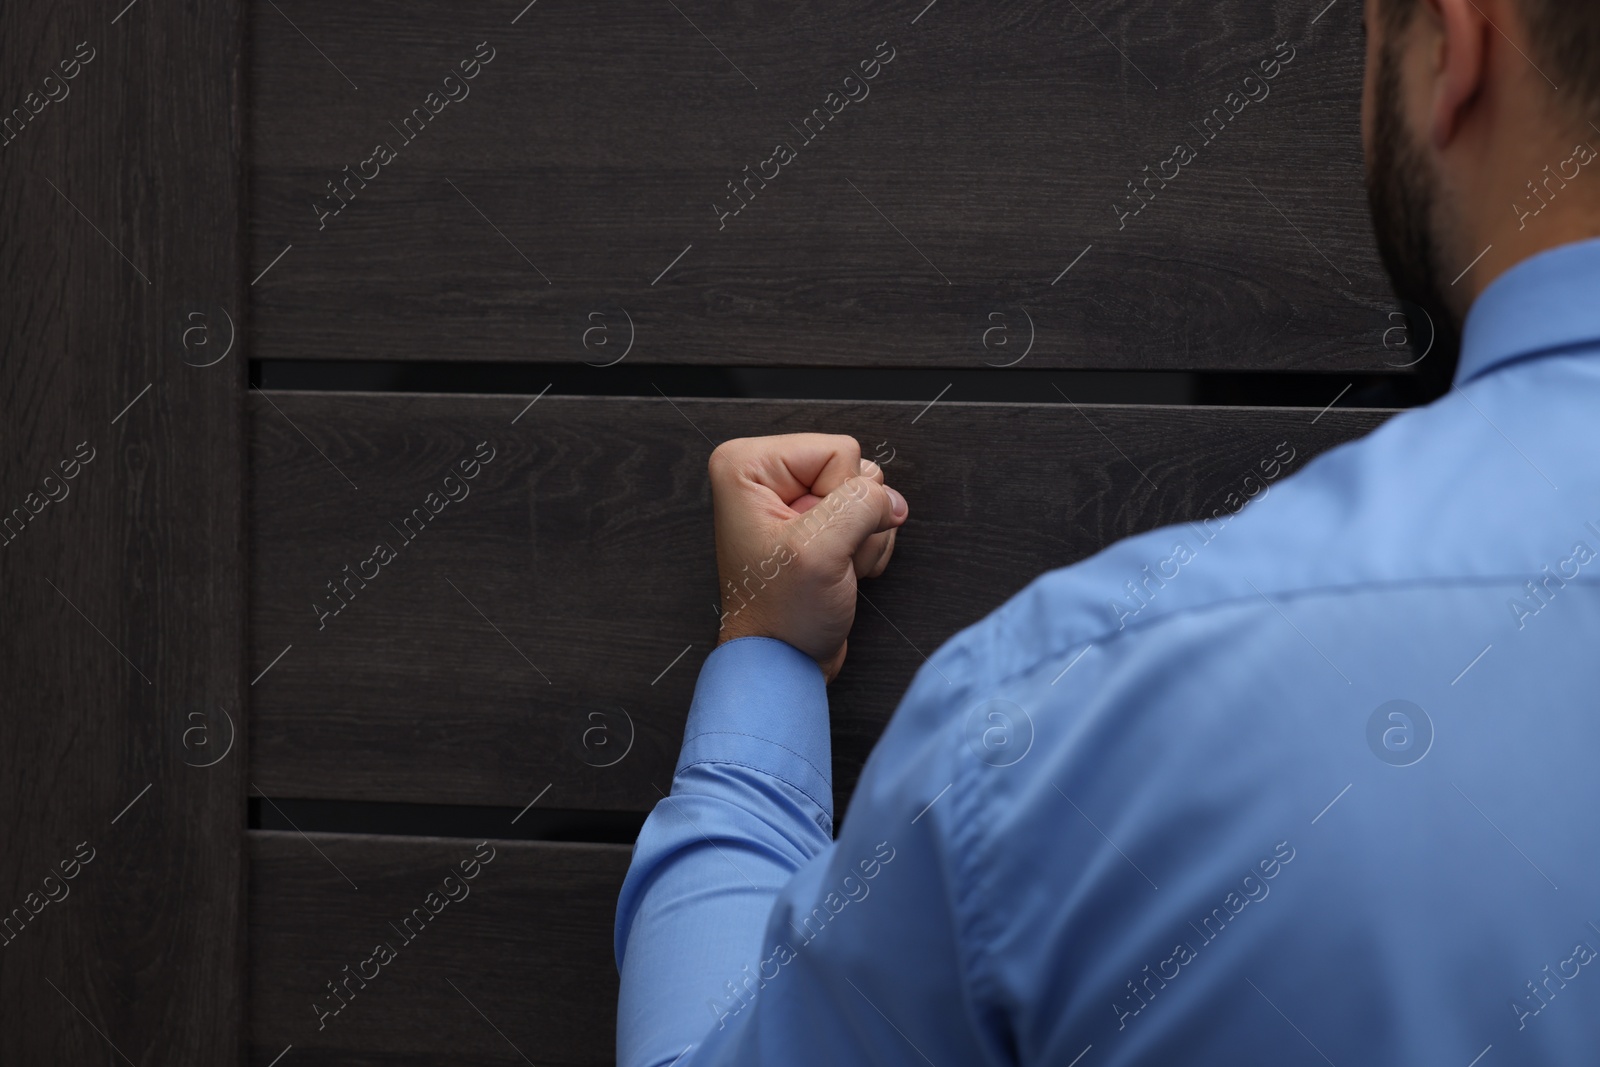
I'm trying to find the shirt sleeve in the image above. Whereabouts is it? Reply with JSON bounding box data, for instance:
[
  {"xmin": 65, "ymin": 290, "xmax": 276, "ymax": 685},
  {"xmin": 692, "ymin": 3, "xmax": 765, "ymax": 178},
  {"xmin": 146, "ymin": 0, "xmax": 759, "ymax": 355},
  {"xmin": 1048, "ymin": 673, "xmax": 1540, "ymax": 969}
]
[
  {"xmin": 614, "ymin": 634, "xmax": 1005, "ymax": 1067},
  {"xmin": 613, "ymin": 636, "xmax": 835, "ymax": 1067}
]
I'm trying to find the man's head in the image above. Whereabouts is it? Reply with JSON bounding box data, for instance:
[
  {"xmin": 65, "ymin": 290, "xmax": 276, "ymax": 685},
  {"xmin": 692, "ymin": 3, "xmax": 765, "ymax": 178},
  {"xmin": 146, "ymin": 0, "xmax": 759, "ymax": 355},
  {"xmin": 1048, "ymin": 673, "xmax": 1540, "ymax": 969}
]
[{"xmin": 1362, "ymin": 0, "xmax": 1600, "ymax": 387}]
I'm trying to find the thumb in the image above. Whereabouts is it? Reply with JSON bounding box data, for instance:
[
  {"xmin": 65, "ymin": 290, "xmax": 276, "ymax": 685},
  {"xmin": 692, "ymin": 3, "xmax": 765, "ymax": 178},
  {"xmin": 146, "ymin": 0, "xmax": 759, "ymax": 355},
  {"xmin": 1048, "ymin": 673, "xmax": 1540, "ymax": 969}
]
[{"xmin": 795, "ymin": 475, "xmax": 902, "ymax": 562}]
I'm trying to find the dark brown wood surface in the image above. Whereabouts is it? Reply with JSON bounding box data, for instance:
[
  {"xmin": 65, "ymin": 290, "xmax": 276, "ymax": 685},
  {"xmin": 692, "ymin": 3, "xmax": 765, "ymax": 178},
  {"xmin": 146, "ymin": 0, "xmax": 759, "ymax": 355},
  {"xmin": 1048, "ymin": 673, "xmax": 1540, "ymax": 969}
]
[
  {"xmin": 0, "ymin": 0, "xmax": 245, "ymax": 1062},
  {"xmin": 249, "ymin": 831, "xmax": 628, "ymax": 1066},
  {"xmin": 1, "ymin": 0, "xmax": 1411, "ymax": 1063},
  {"xmin": 247, "ymin": 0, "xmax": 1397, "ymax": 371},
  {"xmin": 247, "ymin": 391, "xmax": 1393, "ymax": 816}
]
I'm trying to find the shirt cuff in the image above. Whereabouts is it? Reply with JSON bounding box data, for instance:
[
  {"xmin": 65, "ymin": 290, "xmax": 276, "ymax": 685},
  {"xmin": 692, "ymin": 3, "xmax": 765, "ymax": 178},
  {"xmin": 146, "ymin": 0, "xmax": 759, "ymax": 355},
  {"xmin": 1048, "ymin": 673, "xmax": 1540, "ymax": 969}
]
[{"xmin": 675, "ymin": 636, "xmax": 833, "ymax": 822}]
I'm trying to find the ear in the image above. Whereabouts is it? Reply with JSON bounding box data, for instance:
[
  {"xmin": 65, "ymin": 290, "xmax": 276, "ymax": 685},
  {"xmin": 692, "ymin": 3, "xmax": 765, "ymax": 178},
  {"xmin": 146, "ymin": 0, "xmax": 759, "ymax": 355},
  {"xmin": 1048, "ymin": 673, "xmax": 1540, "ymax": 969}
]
[{"xmin": 1430, "ymin": 0, "xmax": 1490, "ymax": 148}]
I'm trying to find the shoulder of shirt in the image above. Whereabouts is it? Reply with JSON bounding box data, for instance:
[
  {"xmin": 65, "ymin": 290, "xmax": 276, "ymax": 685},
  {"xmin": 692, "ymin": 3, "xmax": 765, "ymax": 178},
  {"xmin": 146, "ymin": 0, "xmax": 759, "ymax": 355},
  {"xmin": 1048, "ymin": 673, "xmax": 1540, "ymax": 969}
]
[{"xmin": 909, "ymin": 366, "xmax": 1599, "ymax": 695}]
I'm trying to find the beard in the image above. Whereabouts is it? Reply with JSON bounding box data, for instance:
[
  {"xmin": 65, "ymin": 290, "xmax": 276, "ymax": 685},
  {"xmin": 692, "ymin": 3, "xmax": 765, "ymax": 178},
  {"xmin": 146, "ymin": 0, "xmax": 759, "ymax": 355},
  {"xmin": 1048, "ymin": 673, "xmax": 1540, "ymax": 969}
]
[{"xmin": 1364, "ymin": 35, "xmax": 1463, "ymax": 396}]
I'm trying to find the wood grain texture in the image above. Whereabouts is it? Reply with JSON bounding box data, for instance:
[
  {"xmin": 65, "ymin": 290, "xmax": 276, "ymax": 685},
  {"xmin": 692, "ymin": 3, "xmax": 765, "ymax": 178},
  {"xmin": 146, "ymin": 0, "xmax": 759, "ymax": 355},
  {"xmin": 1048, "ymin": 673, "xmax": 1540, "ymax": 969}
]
[
  {"xmin": 247, "ymin": 0, "xmax": 1405, "ymax": 370},
  {"xmin": 248, "ymin": 831, "xmax": 628, "ymax": 1066},
  {"xmin": 248, "ymin": 392, "xmax": 1393, "ymax": 816},
  {"xmin": 0, "ymin": 0, "xmax": 245, "ymax": 1062}
]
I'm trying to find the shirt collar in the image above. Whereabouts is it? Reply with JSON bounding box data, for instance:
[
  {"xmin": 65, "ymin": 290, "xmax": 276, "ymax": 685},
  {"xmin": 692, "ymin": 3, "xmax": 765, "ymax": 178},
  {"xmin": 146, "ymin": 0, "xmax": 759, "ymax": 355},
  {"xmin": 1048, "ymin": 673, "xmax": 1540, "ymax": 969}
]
[{"xmin": 1454, "ymin": 234, "xmax": 1600, "ymax": 387}]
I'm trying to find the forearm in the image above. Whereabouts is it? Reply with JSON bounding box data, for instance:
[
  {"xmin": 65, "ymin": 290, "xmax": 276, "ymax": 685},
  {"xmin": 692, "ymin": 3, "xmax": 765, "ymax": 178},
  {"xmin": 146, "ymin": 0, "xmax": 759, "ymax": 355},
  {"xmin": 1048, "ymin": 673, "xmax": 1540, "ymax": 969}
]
[{"xmin": 613, "ymin": 637, "xmax": 834, "ymax": 1067}]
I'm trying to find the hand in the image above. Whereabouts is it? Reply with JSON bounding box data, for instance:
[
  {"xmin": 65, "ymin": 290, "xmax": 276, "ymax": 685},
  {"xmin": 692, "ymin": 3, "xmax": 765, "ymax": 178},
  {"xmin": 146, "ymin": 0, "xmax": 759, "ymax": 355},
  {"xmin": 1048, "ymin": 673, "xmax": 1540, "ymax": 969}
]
[{"xmin": 709, "ymin": 434, "xmax": 909, "ymax": 682}]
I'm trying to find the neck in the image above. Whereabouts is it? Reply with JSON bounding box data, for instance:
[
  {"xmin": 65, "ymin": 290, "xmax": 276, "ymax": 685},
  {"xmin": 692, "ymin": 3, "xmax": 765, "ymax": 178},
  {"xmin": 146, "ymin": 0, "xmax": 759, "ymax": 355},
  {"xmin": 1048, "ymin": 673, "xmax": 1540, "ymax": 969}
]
[{"xmin": 1452, "ymin": 117, "xmax": 1600, "ymax": 307}]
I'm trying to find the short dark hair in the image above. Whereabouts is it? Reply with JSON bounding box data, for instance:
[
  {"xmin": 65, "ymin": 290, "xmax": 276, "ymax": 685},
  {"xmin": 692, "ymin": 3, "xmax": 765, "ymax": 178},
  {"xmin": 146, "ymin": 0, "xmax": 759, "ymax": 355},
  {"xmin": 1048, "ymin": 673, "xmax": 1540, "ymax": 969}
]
[{"xmin": 1382, "ymin": 0, "xmax": 1600, "ymax": 127}]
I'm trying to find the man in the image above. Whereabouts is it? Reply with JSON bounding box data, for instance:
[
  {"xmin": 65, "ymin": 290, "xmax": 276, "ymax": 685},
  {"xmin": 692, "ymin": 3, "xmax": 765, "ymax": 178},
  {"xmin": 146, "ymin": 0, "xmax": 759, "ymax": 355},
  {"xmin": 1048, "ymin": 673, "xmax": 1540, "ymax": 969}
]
[{"xmin": 615, "ymin": 0, "xmax": 1600, "ymax": 1061}]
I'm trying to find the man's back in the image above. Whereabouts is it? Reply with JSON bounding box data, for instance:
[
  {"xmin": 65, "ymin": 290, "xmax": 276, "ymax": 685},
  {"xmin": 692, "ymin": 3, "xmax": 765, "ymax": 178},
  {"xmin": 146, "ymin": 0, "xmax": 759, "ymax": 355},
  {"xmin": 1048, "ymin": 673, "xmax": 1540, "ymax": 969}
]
[
  {"xmin": 863, "ymin": 236, "xmax": 1600, "ymax": 1063},
  {"xmin": 616, "ymin": 237, "xmax": 1600, "ymax": 1064}
]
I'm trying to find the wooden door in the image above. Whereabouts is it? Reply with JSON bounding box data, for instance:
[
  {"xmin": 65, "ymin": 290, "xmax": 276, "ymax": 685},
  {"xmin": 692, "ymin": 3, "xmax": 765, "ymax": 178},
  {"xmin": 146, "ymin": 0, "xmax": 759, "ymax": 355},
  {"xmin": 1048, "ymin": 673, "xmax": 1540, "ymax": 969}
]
[{"xmin": 4, "ymin": 2, "xmax": 1408, "ymax": 1063}]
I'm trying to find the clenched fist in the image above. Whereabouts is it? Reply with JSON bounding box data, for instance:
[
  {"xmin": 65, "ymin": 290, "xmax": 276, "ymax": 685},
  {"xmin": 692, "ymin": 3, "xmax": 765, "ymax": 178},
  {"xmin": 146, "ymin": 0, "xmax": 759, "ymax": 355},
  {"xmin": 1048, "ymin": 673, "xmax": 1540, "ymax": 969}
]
[{"xmin": 710, "ymin": 434, "xmax": 908, "ymax": 682}]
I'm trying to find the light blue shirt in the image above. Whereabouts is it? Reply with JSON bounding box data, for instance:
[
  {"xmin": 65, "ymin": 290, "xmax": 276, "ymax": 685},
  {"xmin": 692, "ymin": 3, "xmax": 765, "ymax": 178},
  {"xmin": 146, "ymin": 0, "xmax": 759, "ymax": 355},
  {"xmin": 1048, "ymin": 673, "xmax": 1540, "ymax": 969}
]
[{"xmin": 614, "ymin": 236, "xmax": 1600, "ymax": 1066}]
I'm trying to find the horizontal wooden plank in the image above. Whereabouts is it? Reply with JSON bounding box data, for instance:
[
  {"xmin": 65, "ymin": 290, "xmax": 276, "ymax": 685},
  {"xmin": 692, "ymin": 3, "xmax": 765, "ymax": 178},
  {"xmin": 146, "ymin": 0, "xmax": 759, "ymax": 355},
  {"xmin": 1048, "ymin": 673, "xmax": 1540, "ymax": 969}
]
[
  {"xmin": 249, "ymin": 832, "xmax": 626, "ymax": 1066},
  {"xmin": 247, "ymin": 392, "xmax": 1393, "ymax": 813},
  {"xmin": 247, "ymin": 0, "xmax": 1403, "ymax": 370}
]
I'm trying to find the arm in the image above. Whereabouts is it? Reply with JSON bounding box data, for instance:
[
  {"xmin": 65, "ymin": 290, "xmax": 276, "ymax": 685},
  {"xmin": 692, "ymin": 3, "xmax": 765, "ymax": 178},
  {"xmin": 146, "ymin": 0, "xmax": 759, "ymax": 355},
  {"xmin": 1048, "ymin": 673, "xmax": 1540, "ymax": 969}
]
[
  {"xmin": 617, "ymin": 434, "xmax": 998, "ymax": 1065},
  {"xmin": 613, "ymin": 635, "xmax": 835, "ymax": 1067},
  {"xmin": 616, "ymin": 632, "xmax": 1001, "ymax": 1067}
]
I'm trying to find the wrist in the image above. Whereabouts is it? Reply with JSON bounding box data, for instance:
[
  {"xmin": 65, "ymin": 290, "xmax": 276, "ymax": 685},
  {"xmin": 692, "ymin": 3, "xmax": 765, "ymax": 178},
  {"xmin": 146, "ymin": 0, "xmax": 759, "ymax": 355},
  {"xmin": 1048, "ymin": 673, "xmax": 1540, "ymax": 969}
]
[
  {"xmin": 716, "ymin": 584, "xmax": 778, "ymax": 646},
  {"xmin": 716, "ymin": 613, "xmax": 771, "ymax": 646}
]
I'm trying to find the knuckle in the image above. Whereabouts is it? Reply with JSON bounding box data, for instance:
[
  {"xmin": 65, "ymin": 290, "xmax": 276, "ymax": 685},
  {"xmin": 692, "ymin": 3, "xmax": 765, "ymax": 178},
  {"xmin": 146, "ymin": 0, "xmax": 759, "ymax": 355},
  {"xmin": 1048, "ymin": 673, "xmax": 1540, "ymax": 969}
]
[
  {"xmin": 707, "ymin": 441, "xmax": 739, "ymax": 476},
  {"xmin": 848, "ymin": 475, "xmax": 882, "ymax": 505}
]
